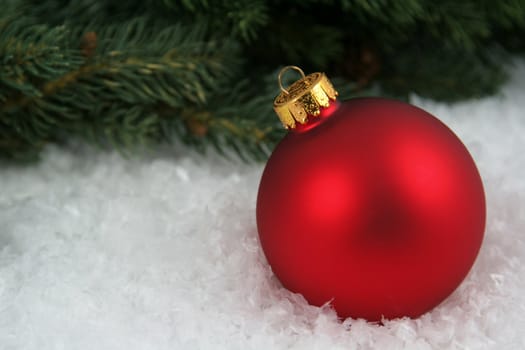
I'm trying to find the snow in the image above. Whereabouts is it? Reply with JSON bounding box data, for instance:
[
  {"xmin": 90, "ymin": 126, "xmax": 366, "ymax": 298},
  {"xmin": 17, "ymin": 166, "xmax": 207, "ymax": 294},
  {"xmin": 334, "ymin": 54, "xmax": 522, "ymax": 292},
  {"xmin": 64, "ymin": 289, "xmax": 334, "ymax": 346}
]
[{"xmin": 1, "ymin": 63, "xmax": 525, "ymax": 350}]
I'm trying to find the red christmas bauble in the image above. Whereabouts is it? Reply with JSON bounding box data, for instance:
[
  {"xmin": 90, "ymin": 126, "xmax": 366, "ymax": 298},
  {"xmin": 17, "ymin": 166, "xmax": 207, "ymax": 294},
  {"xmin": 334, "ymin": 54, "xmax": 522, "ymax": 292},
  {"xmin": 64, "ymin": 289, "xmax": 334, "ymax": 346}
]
[{"xmin": 256, "ymin": 97, "xmax": 485, "ymax": 321}]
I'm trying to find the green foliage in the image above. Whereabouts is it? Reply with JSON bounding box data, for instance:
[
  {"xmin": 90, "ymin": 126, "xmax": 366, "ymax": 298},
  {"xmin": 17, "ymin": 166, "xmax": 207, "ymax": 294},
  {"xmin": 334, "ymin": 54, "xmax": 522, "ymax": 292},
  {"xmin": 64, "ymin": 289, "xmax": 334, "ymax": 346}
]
[
  {"xmin": 1, "ymin": 0, "xmax": 524, "ymax": 162},
  {"xmin": 381, "ymin": 45, "xmax": 508, "ymax": 101}
]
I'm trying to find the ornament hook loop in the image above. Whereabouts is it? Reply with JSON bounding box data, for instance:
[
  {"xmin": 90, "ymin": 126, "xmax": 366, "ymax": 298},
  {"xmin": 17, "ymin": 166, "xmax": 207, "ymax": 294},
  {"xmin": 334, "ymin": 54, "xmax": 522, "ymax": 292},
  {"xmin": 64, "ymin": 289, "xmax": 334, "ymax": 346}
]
[{"xmin": 278, "ymin": 66, "xmax": 306, "ymax": 95}]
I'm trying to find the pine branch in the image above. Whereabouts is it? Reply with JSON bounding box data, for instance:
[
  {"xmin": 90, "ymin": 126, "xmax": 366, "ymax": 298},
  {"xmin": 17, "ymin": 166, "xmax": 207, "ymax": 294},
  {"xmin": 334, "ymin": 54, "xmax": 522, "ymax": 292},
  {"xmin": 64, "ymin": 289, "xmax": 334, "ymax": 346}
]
[
  {"xmin": 22, "ymin": 0, "xmax": 270, "ymax": 42},
  {"xmin": 0, "ymin": 15, "xmax": 84, "ymax": 101},
  {"xmin": 1, "ymin": 0, "xmax": 524, "ymax": 162},
  {"xmin": 0, "ymin": 16, "xmax": 241, "ymax": 160},
  {"xmin": 381, "ymin": 45, "xmax": 508, "ymax": 101}
]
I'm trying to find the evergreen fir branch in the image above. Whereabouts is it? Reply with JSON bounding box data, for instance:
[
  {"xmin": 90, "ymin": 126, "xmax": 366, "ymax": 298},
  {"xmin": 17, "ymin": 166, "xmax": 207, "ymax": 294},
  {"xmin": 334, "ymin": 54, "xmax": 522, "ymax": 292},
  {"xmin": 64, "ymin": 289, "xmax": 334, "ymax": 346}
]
[
  {"xmin": 1, "ymin": 0, "xmax": 524, "ymax": 162},
  {"xmin": 423, "ymin": 2, "xmax": 491, "ymax": 51},
  {"xmin": 381, "ymin": 45, "xmax": 508, "ymax": 102},
  {"xmin": 206, "ymin": 98, "xmax": 282, "ymax": 161},
  {"xmin": 482, "ymin": 0, "xmax": 525, "ymax": 29},
  {"xmin": 156, "ymin": 76, "xmax": 284, "ymax": 161},
  {"xmin": 166, "ymin": 0, "xmax": 270, "ymax": 42},
  {"xmin": 0, "ymin": 15, "xmax": 84, "ymax": 102},
  {"xmin": 0, "ymin": 16, "xmax": 241, "ymax": 160},
  {"xmin": 222, "ymin": 0, "xmax": 269, "ymax": 42},
  {"xmin": 23, "ymin": 0, "xmax": 270, "ymax": 42},
  {"xmin": 247, "ymin": 14, "xmax": 344, "ymax": 69},
  {"xmin": 19, "ymin": 0, "xmax": 155, "ymax": 26}
]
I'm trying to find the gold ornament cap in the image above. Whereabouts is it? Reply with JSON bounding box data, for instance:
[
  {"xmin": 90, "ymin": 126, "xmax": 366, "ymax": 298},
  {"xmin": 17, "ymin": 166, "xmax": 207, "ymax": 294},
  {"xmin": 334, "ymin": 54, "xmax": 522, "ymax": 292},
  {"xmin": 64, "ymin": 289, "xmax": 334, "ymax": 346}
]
[{"xmin": 273, "ymin": 66, "xmax": 338, "ymax": 129}]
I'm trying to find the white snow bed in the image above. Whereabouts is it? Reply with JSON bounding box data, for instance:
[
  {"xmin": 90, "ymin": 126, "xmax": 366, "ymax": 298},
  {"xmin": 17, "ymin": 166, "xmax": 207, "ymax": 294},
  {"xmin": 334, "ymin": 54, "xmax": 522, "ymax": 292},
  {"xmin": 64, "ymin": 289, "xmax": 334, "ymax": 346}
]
[{"xmin": 1, "ymin": 63, "xmax": 524, "ymax": 350}]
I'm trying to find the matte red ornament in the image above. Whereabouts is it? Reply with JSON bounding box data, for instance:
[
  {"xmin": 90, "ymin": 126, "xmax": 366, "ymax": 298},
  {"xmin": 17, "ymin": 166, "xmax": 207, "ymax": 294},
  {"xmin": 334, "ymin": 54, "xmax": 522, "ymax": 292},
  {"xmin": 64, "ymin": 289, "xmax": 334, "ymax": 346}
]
[{"xmin": 256, "ymin": 69, "xmax": 486, "ymax": 321}]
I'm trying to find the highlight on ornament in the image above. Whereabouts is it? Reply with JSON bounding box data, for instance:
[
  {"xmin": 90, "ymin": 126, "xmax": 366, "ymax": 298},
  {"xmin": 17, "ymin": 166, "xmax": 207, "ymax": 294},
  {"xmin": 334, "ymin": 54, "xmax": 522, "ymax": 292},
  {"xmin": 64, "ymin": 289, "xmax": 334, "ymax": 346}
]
[{"xmin": 256, "ymin": 66, "xmax": 486, "ymax": 321}]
